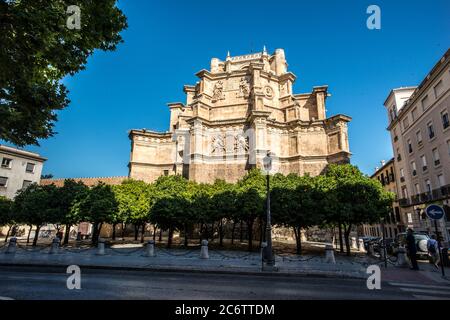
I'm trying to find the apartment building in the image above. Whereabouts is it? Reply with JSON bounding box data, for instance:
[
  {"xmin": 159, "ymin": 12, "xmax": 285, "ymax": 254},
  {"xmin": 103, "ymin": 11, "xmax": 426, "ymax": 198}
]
[
  {"xmin": 384, "ymin": 49, "xmax": 450, "ymax": 245},
  {"xmin": 0, "ymin": 145, "xmax": 46, "ymax": 199}
]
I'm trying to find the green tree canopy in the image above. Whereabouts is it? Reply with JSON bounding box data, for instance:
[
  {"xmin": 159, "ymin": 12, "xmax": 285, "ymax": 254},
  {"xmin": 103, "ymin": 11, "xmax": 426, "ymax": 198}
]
[{"xmin": 0, "ymin": 0, "xmax": 127, "ymax": 145}]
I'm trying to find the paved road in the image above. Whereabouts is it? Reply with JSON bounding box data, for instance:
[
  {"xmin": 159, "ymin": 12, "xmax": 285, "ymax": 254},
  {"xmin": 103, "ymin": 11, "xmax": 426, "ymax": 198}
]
[{"xmin": 0, "ymin": 266, "xmax": 449, "ymax": 300}]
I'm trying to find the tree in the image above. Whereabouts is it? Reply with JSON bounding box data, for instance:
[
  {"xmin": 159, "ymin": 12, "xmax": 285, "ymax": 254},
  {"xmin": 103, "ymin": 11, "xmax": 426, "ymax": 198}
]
[
  {"xmin": 236, "ymin": 169, "xmax": 266, "ymax": 251},
  {"xmin": 14, "ymin": 183, "xmax": 59, "ymax": 246},
  {"xmin": 56, "ymin": 179, "xmax": 88, "ymax": 245},
  {"xmin": 0, "ymin": 0, "xmax": 127, "ymax": 146},
  {"xmin": 150, "ymin": 175, "xmax": 193, "ymax": 248},
  {"xmin": 114, "ymin": 179, "xmax": 154, "ymax": 243},
  {"xmin": 71, "ymin": 182, "xmax": 117, "ymax": 245},
  {"xmin": 271, "ymin": 174, "xmax": 321, "ymax": 254},
  {"xmin": 324, "ymin": 164, "xmax": 394, "ymax": 255},
  {"xmin": 211, "ymin": 180, "xmax": 238, "ymax": 246},
  {"xmin": 0, "ymin": 196, "xmax": 13, "ymax": 242}
]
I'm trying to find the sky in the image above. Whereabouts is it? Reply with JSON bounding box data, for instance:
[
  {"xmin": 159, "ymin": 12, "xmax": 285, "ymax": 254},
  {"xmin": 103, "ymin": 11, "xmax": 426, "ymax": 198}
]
[{"xmin": 7, "ymin": 0, "xmax": 450, "ymax": 178}]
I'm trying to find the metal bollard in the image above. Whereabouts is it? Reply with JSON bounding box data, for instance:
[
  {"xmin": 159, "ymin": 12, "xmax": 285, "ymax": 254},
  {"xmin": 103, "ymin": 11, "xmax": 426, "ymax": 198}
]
[
  {"xmin": 325, "ymin": 244, "xmax": 336, "ymax": 264},
  {"xmin": 145, "ymin": 240, "xmax": 155, "ymax": 257},
  {"xmin": 5, "ymin": 237, "xmax": 17, "ymax": 254},
  {"xmin": 97, "ymin": 238, "xmax": 105, "ymax": 255},
  {"xmin": 358, "ymin": 239, "xmax": 366, "ymax": 253},
  {"xmin": 49, "ymin": 237, "xmax": 60, "ymax": 254},
  {"xmin": 396, "ymin": 247, "xmax": 408, "ymax": 267},
  {"xmin": 200, "ymin": 239, "xmax": 209, "ymax": 259},
  {"xmin": 351, "ymin": 237, "xmax": 358, "ymax": 250}
]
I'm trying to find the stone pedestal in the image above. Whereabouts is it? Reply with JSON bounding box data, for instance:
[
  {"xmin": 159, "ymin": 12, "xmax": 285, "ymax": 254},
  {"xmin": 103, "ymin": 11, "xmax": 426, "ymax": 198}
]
[
  {"xmin": 358, "ymin": 239, "xmax": 366, "ymax": 253},
  {"xmin": 49, "ymin": 237, "xmax": 60, "ymax": 254},
  {"xmin": 5, "ymin": 237, "xmax": 17, "ymax": 254},
  {"xmin": 200, "ymin": 240, "xmax": 209, "ymax": 259},
  {"xmin": 325, "ymin": 244, "xmax": 336, "ymax": 264},
  {"xmin": 145, "ymin": 240, "xmax": 155, "ymax": 257},
  {"xmin": 97, "ymin": 239, "xmax": 105, "ymax": 255},
  {"xmin": 368, "ymin": 243, "xmax": 375, "ymax": 256}
]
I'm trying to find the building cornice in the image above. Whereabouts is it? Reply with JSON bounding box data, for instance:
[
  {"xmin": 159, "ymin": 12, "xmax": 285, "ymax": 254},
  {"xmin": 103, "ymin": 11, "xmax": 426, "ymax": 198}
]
[{"xmin": 0, "ymin": 145, "xmax": 47, "ymax": 162}]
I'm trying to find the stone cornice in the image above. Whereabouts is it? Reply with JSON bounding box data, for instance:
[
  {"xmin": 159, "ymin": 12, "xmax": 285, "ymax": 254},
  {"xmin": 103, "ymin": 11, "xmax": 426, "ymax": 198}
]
[{"xmin": 129, "ymin": 129, "xmax": 173, "ymax": 139}]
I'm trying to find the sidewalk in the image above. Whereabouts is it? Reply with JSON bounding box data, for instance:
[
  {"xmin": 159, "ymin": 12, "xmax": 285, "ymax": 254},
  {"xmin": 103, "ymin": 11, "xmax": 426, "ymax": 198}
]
[{"xmin": 0, "ymin": 242, "xmax": 370, "ymax": 279}]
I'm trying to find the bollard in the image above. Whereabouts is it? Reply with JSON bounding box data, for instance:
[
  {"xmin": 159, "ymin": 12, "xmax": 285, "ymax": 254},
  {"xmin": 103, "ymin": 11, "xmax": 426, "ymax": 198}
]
[
  {"xmin": 49, "ymin": 237, "xmax": 60, "ymax": 254},
  {"xmin": 145, "ymin": 240, "xmax": 155, "ymax": 257},
  {"xmin": 200, "ymin": 239, "xmax": 209, "ymax": 259},
  {"xmin": 260, "ymin": 242, "xmax": 267, "ymax": 269},
  {"xmin": 5, "ymin": 237, "xmax": 17, "ymax": 254},
  {"xmin": 396, "ymin": 247, "xmax": 408, "ymax": 267},
  {"xmin": 368, "ymin": 242, "xmax": 374, "ymax": 256},
  {"xmin": 358, "ymin": 239, "xmax": 366, "ymax": 253},
  {"xmin": 351, "ymin": 237, "xmax": 358, "ymax": 250},
  {"xmin": 325, "ymin": 244, "xmax": 336, "ymax": 264},
  {"xmin": 97, "ymin": 238, "xmax": 105, "ymax": 255},
  {"xmin": 380, "ymin": 246, "xmax": 386, "ymax": 260}
]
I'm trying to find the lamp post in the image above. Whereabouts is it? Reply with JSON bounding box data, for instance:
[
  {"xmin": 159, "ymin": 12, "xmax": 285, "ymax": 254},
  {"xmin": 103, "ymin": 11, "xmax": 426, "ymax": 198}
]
[{"xmin": 262, "ymin": 151, "xmax": 275, "ymax": 267}]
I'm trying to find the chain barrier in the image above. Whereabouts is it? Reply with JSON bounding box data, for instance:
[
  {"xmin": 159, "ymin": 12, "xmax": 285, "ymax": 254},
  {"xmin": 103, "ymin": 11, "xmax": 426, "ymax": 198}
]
[
  {"xmin": 209, "ymin": 249, "xmax": 256, "ymax": 259},
  {"xmin": 108, "ymin": 246, "xmax": 145, "ymax": 255},
  {"xmin": 16, "ymin": 242, "xmax": 53, "ymax": 252},
  {"xmin": 158, "ymin": 246, "xmax": 199, "ymax": 257},
  {"xmin": 62, "ymin": 246, "xmax": 95, "ymax": 253},
  {"xmin": 277, "ymin": 254, "xmax": 322, "ymax": 262}
]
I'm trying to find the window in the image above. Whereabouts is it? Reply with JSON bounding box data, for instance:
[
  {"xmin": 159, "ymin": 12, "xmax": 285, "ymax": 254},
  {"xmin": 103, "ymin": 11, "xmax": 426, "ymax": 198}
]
[
  {"xmin": 427, "ymin": 122, "xmax": 435, "ymax": 139},
  {"xmin": 432, "ymin": 148, "xmax": 440, "ymax": 166},
  {"xmin": 425, "ymin": 179, "xmax": 432, "ymax": 193},
  {"xmin": 434, "ymin": 80, "xmax": 444, "ymax": 98},
  {"xmin": 442, "ymin": 110, "xmax": 449, "ymax": 130},
  {"xmin": 396, "ymin": 148, "xmax": 402, "ymax": 161},
  {"xmin": 421, "ymin": 95, "xmax": 429, "ymax": 110},
  {"xmin": 390, "ymin": 109, "xmax": 395, "ymax": 122},
  {"xmin": 447, "ymin": 140, "xmax": 450, "ymax": 155},
  {"xmin": 416, "ymin": 130, "xmax": 422, "ymax": 144},
  {"xmin": 411, "ymin": 108, "xmax": 417, "ymax": 121},
  {"xmin": 414, "ymin": 183, "xmax": 420, "ymax": 195},
  {"xmin": 25, "ymin": 163, "xmax": 35, "ymax": 173},
  {"xmin": 407, "ymin": 213, "xmax": 413, "ymax": 223},
  {"xmin": 0, "ymin": 176, "xmax": 7, "ymax": 187},
  {"xmin": 400, "ymin": 168, "xmax": 405, "ymax": 182},
  {"xmin": 407, "ymin": 139, "xmax": 413, "ymax": 153},
  {"xmin": 402, "ymin": 186, "xmax": 408, "ymax": 198},
  {"xmin": 411, "ymin": 161, "xmax": 417, "ymax": 176},
  {"xmin": 402, "ymin": 117, "xmax": 409, "ymax": 130},
  {"xmin": 438, "ymin": 174, "xmax": 445, "ymax": 187},
  {"xmin": 421, "ymin": 155, "xmax": 427, "ymax": 171},
  {"xmin": 22, "ymin": 180, "xmax": 32, "ymax": 189},
  {"xmin": 1, "ymin": 158, "xmax": 12, "ymax": 168},
  {"xmin": 163, "ymin": 170, "xmax": 169, "ymax": 176}
]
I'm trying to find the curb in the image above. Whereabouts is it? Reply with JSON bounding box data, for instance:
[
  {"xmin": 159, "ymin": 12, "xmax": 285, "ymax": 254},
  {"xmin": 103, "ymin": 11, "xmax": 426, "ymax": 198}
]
[{"xmin": 0, "ymin": 261, "xmax": 366, "ymax": 280}]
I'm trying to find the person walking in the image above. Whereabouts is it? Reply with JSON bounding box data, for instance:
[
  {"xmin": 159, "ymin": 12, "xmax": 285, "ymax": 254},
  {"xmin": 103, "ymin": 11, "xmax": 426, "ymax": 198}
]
[
  {"xmin": 406, "ymin": 228, "xmax": 419, "ymax": 270},
  {"xmin": 427, "ymin": 235, "xmax": 440, "ymax": 269}
]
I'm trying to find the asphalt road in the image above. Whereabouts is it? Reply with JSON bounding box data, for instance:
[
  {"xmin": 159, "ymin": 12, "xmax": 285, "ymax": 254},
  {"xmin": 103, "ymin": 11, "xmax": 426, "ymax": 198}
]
[{"xmin": 0, "ymin": 266, "xmax": 448, "ymax": 300}]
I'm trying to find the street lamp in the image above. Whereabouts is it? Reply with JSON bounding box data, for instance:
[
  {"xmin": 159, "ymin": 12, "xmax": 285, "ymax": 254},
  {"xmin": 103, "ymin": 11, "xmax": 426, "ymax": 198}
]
[{"xmin": 262, "ymin": 151, "xmax": 275, "ymax": 268}]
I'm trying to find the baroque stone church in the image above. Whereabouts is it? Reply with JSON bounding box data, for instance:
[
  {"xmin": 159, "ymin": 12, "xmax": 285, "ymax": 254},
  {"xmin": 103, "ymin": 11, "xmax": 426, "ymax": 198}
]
[{"xmin": 128, "ymin": 48, "xmax": 351, "ymax": 183}]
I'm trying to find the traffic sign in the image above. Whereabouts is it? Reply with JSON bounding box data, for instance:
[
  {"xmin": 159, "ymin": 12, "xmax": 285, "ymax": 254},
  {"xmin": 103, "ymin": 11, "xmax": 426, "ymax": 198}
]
[{"xmin": 425, "ymin": 204, "xmax": 445, "ymax": 220}]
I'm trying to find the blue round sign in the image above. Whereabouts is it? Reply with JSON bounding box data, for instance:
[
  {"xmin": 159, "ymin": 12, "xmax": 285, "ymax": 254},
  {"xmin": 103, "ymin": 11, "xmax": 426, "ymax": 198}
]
[{"xmin": 425, "ymin": 204, "xmax": 445, "ymax": 220}]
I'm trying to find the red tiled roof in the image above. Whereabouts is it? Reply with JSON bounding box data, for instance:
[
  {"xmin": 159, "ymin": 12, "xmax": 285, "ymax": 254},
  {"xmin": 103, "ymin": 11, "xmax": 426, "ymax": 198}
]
[{"xmin": 40, "ymin": 176, "xmax": 128, "ymax": 187}]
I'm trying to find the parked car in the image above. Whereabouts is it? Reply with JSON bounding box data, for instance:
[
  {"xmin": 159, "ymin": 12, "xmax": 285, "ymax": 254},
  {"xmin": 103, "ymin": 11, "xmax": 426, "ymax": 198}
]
[{"xmin": 392, "ymin": 232, "xmax": 430, "ymax": 260}]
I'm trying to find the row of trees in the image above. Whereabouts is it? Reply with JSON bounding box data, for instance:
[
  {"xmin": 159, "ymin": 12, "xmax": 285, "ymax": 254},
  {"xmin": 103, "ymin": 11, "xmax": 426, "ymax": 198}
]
[{"xmin": 0, "ymin": 164, "xmax": 394, "ymax": 255}]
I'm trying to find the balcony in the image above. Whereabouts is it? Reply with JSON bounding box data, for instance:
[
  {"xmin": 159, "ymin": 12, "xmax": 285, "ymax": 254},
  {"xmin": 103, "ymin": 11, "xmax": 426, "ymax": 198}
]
[{"xmin": 399, "ymin": 184, "xmax": 450, "ymax": 207}]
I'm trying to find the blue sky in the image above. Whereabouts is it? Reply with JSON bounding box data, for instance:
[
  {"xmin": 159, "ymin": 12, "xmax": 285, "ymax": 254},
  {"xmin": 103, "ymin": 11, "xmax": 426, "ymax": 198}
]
[{"xmin": 10, "ymin": 0, "xmax": 450, "ymax": 178}]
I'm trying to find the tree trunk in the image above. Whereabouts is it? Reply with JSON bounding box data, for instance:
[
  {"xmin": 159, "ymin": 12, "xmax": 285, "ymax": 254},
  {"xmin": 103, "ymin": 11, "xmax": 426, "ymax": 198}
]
[
  {"xmin": 32, "ymin": 225, "xmax": 41, "ymax": 247},
  {"xmin": 240, "ymin": 221, "xmax": 244, "ymax": 242},
  {"xmin": 159, "ymin": 228, "xmax": 162, "ymax": 242},
  {"xmin": 247, "ymin": 220, "xmax": 254, "ymax": 252},
  {"xmin": 121, "ymin": 223, "xmax": 126, "ymax": 239},
  {"xmin": 344, "ymin": 225, "xmax": 352, "ymax": 256},
  {"xmin": 112, "ymin": 223, "xmax": 117, "ymax": 241},
  {"xmin": 63, "ymin": 224, "xmax": 71, "ymax": 245},
  {"xmin": 338, "ymin": 223, "xmax": 344, "ymax": 253},
  {"xmin": 259, "ymin": 217, "xmax": 264, "ymax": 247},
  {"xmin": 153, "ymin": 225, "xmax": 157, "ymax": 241},
  {"xmin": 26, "ymin": 225, "xmax": 33, "ymax": 244},
  {"xmin": 219, "ymin": 220, "xmax": 224, "ymax": 247},
  {"xmin": 140, "ymin": 223, "xmax": 145, "ymax": 243},
  {"xmin": 293, "ymin": 226, "xmax": 302, "ymax": 255},
  {"xmin": 231, "ymin": 221, "xmax": 236, "ymax": 245},
  {"xmin": 134, "ymin": 224, "xmax": 138, "ymax": 241},
  {"xmin": 4, "ymin": 225, "xmax": 12, "ymax": 242},
  {"xmin": 167, "ymin": 227, "xmax": 173, "ymax": 249},
  {"xmin": 184, "ymin": 224, "xmax": 188, "ymax": 247}
]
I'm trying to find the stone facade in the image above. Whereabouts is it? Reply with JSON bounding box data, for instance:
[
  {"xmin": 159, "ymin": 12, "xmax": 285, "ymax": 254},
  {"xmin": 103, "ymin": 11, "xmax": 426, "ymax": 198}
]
[{"xmin": 129, "ymin": 48, "xmax": 351, "ymax": 183}]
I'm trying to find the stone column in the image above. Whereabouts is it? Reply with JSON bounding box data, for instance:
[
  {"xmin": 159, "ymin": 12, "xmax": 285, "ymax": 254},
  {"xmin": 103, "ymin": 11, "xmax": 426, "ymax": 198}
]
[
  {"xmin": 200, "ymin": 240, "xmax": 209, "ymax": 259},
  {"xmin": 145, "ymin": 240, "xmax": 155, "ymax": 257},
  {"xmin": 49, "ymin": 237, "xmax": 60, "ymax": 254},
  {"xmin": 97, "ymin": 238, "xmax": 105, "ymax": 255}
]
